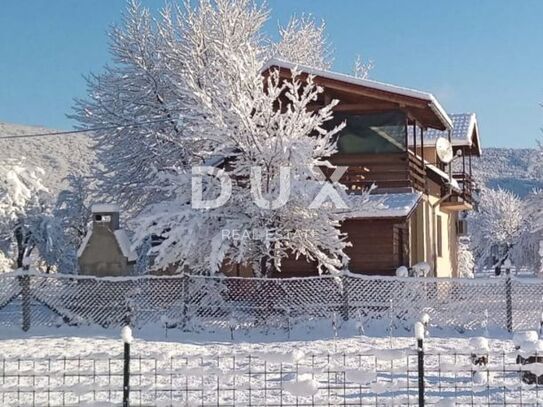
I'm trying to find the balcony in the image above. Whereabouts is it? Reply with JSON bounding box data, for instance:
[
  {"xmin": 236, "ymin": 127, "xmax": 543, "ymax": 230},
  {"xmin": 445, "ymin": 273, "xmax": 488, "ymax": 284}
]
[
  {"xmin": 441, "ymin": 172, "xmax": 475, "ymax": 210},
  {"xmin": 329, "ymin": 152, "xmax": 426, "ymax": 192}
]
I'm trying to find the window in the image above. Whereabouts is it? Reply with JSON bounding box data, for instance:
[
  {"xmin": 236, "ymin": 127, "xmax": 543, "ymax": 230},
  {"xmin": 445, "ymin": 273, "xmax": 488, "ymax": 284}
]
[
  {"xmin": 436, "ymin": 215, "xmax": 443, "ymax": 258},
  {"xmin": 94, "ymin": 214, "xmax": 111, "ymax": 223},
  {"xmin": 328, "ymin": 111, "xmax": 407, "ymax": 154}
]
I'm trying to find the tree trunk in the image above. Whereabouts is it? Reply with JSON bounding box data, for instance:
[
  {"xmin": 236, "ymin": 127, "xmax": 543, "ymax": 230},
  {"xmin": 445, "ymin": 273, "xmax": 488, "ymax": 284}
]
[{"xmin": 14, "ymin": 226, "xmax": 25, "ymax": 269}]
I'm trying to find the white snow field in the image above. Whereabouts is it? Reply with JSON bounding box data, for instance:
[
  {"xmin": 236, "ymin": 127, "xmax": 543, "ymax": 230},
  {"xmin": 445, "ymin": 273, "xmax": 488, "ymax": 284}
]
[{"xmin": 0, "ymin": 325, "xmax": 541, "ymax": 406}]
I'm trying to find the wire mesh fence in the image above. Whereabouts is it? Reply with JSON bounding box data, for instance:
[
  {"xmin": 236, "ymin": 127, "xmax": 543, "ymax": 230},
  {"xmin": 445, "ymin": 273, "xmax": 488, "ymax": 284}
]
[
  {"xmin": 2, "ymin": 347, "xmax": 543, "ymax": 406},
  {"xmin": 1, "ymin": 271, "xmax": 543, "ymax": 333}
]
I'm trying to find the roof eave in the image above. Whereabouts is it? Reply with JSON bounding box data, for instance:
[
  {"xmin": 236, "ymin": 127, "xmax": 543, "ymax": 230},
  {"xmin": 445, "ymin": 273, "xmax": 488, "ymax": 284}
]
[
  {"xmin": 343, "ymin": 192, "xmax": 422, "ymax": 221},
  {"xmin": 471, "ymin": 118, "xmax": 482, "ymax": 156},
  {"xmin": 262, "ymin": 58, "xmax": 453, "ymax": 131},
  {"xmin": 428, "ymin": 96, "xmax": 453, "ymax": 130}
]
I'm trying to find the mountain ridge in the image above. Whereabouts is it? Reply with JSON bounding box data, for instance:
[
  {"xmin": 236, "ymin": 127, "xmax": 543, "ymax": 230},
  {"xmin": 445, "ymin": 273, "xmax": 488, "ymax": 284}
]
[
  {"xmin": 0, "ymin": 121, "xmax": 94, "ymax": 195},
  {"xmin": 471, "ymin": 147, "xmax": 543, "ymax": 197},
  {"xmin": 0, "ymin": 121, "xmax": 539, "ymax": 198}
]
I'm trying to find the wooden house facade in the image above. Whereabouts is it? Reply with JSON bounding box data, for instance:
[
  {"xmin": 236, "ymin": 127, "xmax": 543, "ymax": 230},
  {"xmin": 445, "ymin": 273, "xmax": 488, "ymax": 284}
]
[{"xmin": 225, "ymin": 59, "xmax": 481, "ymax": 278}]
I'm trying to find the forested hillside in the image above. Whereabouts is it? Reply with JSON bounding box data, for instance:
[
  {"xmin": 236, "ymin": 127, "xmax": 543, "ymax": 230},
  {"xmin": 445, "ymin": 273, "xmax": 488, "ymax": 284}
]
[
  {"xmin": 0, "ymin": 122, "xmax": 94, "ymax": 195},
  {"xmin": 472, "ymin": 147, "xmax": 543, "ymax": 196}
]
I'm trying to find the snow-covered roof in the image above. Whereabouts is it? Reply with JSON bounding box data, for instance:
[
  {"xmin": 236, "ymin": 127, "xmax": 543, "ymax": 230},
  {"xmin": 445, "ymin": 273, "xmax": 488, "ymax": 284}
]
[
  {"xmin": 77, "ymin": 225, "xmax": 137, "ymax": 263},
  {"xmin": 114, "ymin": 230, "xmax": 138, "ymax": 263},
  {"xmin": 262, "ymin": 58, "xmax": 453, "ymax": 130},
  {"xmin": 343, "ymin": 191, "xmax": 422, "ymax": 220},
  {"xmin": 203, "ymin": 155, "xmax": 227, "ymax": 167},
  {"xmin": 91, "ymin": 203, "xmax": 120, "ymax": 213},
  {"xmin": 76, "ymin": 229, "xmax": 92, "ymax": 258},
  {"xmin": 409, "ymin": 113, "xmax": 481, "ymax": 155}
]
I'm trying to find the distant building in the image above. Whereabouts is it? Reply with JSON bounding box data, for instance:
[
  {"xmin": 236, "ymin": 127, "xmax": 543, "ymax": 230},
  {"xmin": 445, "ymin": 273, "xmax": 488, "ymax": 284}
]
[{"xmin": 78, "ymin": 204, "xmax": 137, "ymax": 277}]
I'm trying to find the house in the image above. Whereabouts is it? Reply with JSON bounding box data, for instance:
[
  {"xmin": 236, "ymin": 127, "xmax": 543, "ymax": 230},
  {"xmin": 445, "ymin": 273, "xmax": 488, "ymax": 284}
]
[
  {"xmin": 228, "ymin": 59, "xmax": 481, "ymax": 278},
  {"xmin": 78, "ymin": 204, "xmax": 137, "ymax": 277}
]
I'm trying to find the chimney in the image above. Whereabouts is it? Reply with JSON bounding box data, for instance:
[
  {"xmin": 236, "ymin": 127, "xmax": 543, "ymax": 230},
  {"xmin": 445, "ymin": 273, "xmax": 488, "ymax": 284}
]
[{"xmin": 91, "ymin": 203, "xmax": 121, "ymax": 230}]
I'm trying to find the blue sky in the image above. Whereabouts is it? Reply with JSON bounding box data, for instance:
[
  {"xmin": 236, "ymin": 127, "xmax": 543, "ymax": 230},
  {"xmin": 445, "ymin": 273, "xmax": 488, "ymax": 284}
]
[{"xmin": 0, "ymin": 1, "xmax": 542, "ymax": 148}]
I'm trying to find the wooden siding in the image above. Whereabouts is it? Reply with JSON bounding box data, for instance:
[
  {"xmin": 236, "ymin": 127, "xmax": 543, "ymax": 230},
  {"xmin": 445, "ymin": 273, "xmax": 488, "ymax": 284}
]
[
  {"xmin": 343, "ymin": 219, "xmax": 406, "ymax": 276},
  {"xmin": 275, "ymin": 218, "xmax": 408, "ymax": 278},
  {"xmin": 272, "ymin": 255, "xmax": 318, "ymax": 278}
]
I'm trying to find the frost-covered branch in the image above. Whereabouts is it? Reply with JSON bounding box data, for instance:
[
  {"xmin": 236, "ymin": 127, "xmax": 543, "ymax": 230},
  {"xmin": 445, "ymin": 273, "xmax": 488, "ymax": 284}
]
[
  {"xmin": 272, "ymin": 15, "xmax": 333, "ymax": 70},
  {"xmin": 352, "ymin": 55, "xmax": 374, "ymax": 79},
  {"xmin": 70, "ymin": 0, "xmax": 194, "ymax": 211}
]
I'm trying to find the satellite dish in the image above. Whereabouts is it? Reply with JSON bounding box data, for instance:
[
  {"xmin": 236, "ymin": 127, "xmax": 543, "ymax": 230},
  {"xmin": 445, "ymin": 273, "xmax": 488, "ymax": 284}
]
[{"xmin": 435, "ymin": 137, "xmax": 454, "ymax": 164}]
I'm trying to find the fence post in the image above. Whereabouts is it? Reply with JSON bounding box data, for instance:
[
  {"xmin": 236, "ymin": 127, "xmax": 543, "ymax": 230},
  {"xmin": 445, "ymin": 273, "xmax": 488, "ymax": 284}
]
[
  {"xmin": 342, "ymin": 273, "xmax": 349, "ymax": 321},
  {"xmin": 124, "ymin": 298, "xmax": 134, "ymax": 328},
  {"xmin": 182, "ymin": 273, "xmax": 189, "ymax": 329},
  {"xmin": 505, "ymin": 272, "xmax": 513, "ymax": 333},
  {"xmin": 19, "ymin": 273, "xmax": 31, "ymax": 332},
  {"xmin": 415, "ymin": 321, "xmax": 425, "ymax": 407},
  {"xmin": 121, "ymin": 326, "xmax": 132, "ymax": 407}
]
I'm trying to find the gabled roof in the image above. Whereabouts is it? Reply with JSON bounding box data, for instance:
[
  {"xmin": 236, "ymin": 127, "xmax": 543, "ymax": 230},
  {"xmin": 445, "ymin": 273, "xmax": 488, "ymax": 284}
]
[
  {"xmin": 342, "ymin": 191, "xmax": 422, "ymax": 220},
  {"xmin": 421, "ymin": 113, "xmax": 481, "ymax": 156},
  {"xmin": 77, "ymin": 226, "xmax": 137, "ymax": 263},
  {"xmin": 114, "ymin": 230, "xmax": 138, "ymax": 263},
  {"xmin": 262, "ymin": 58, "xmax": 453, "ymax": 131}
]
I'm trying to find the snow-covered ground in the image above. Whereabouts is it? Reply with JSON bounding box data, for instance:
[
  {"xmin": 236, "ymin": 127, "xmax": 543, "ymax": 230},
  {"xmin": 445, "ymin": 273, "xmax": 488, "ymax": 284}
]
[{"xmin": 0, "ymin": 325, "xmax": 539, "ymax": 406}]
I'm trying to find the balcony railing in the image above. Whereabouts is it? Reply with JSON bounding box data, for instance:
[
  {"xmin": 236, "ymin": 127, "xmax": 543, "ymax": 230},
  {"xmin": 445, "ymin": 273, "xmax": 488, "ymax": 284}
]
[
  {"xmin": 329, "ymin": 152, "xmax": 426, "ymax": 192},
  {"xmin": 451, "ymin": 172, "xmax": 475, "ymax": 206}
]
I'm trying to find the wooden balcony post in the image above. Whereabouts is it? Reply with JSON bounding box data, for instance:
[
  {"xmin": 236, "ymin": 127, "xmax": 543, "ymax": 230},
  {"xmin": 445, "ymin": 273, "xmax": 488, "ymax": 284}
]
[
  {"xmin": 420, "ymin": 126, "xmax": 424, "ymax": 168},
  {"xmin": 412, "ymin": 122, "xmax": 417, "ymax": 156}
]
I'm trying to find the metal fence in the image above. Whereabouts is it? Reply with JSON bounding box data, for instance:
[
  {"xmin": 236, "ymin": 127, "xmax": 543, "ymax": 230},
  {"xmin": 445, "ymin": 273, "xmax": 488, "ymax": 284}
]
[
  {"xmin": 2, "ymin": 342, "xmax": 543, "ymax": 406},
  {"xmin": 1, "ymin": 271, "xmax": 543, "ymax": 333}
]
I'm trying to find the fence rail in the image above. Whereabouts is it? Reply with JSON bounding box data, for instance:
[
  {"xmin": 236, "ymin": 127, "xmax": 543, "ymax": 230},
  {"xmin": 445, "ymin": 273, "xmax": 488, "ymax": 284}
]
[{"xmin": 1, "ymin": 271, "xmax": 543, "ymax": 333}]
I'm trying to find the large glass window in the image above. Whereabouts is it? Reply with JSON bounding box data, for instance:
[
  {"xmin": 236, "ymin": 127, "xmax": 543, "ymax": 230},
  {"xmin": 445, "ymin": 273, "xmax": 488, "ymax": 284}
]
[{"xmin": 329, "ymin": 111, "xmax": 407, "ymax": 154}]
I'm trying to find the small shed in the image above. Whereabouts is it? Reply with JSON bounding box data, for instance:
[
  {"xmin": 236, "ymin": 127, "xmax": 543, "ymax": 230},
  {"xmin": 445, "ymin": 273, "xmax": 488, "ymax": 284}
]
[{"xmin": 78, "ymin": 204, "xmax": 137, "ymax": 277}]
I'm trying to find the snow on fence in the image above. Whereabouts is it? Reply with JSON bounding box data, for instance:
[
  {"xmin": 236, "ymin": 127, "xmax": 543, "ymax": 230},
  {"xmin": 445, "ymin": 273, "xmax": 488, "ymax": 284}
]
[{"xmin": 0, "ymin": 271, "xmax": 543, "ymax": 333}]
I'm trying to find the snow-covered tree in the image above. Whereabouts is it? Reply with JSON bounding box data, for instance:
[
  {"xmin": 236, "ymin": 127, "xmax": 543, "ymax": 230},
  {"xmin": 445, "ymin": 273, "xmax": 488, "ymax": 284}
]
[
  {"xmin": 352, "ymin": 55, "xmax": 374, "ymax": 79},
  {"xmin": 457, "ymin": 237, "xmax": 474, "ymax": 278},
  {"xmin": 30, "ymin": 214, "xmax": 77, "ymax": 274},
  {"xmin": 159, "ymin": 0, "xmax": 270, "ymax": 159},
  {"xmin": 272, "ymin": 15, "xmax": 333, "ymax": 70},
  {"xmin": 134, "ymin": 235, "xmax": 152, "ymax": 275},
  {"xmin": 72, "ymin": 1, "xmax": 343, "ymax": 214},
  {"xmin": 515, "ymin": 189, "xmax": 543, "ymax": 274},
  {"xmin": 55, "ymin": 174, "xmax": 91, "ymax": 249},
  {"xmin": 0, "ymin": 162, "xmax": 85, "ymax": 273},
  {"xmin": 0, "ymin": 159, "xmax": 48, "ymax": 269},
  {"xmin": 134, "ymin": 68, "xmax": 355, "ymax": 276},
  {"xmin": 0, "ymin": 251, "xmax": 12, "ymax": 273},
  {"xmin": 70, "ymin": 0, "xmax": 193, "ymax": 211},
  {"xmin": 470, "ymin": 187, "xmax": 527, "ymax": 271},
  {"xmin": 74, "ymin": 0, "xmax": 377, "ymax": 276}
]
